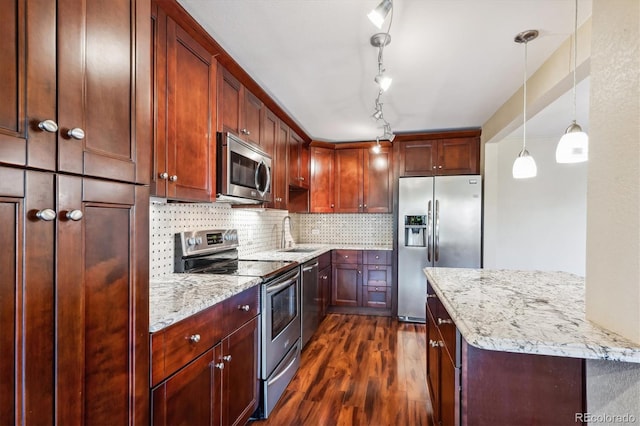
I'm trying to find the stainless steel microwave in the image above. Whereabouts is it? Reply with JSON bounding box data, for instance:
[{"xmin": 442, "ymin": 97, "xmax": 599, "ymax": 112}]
[{"xmin": 216, "ymin": 132, "xmax": 272, "ymax": 204}]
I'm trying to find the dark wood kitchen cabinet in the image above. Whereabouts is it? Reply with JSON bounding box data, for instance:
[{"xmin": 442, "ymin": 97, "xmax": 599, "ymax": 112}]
[
  {"xmin": 331, "ymin": 250, "xmax": 362, "ymax": 307},
  {"xmin": 0, "ymin": 0, "xmax": 150, "ymax": 184},
  {"xmin": 426, "ymin": 283, "xmax": 585, "ymax": 426},
  {"xmin": 289, "ymin": 130, "xmax": 310, "ymax": 189},
  {"xmin": 218, "ymin": 65, "xmax": 263, "ymax": 147},
  {"xmin": 0, "ymin": 166, "xmax": 149, "ymax": 426},
  {"xmin": 262, "ymin": 108, "xmax": 288, "ymax": 209},
  {"xmin": 318, "ymin": 252, "xmax": 332, "ymax": 319},
  {"xmin": 151, "ymin": 286, "xmax": 260, "ymax": 426},
  {"xmin": 398, "ymin": 135, "xmax": 480, "ymax": 177},
  {"xmin": 334, "ymin": 147, "xmax": 392, "ymax": 213},
  {"xmin": 310, "ymin": 147, "xmax": 335, "ymax": 212},
  {"xmin": 152, "ymin": 5, "xmax": 216, "ymax": 201}
]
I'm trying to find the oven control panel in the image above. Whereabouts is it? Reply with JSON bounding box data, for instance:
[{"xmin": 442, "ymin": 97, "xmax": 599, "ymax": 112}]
[{"xmin": 175, "ymin": 229, "xmax": 239, "ymax": 258}]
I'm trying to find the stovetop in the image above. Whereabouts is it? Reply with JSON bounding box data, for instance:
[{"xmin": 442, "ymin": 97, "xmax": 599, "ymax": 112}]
[{"xmin": 194, "ymin": 259, "xmax": 298, "ymax": 281}]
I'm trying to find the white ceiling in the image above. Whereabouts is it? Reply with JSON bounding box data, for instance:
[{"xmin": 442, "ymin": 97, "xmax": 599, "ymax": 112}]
[{"xmin": 177, "ymin": 0, "xmax": 592, "ymax": 142}]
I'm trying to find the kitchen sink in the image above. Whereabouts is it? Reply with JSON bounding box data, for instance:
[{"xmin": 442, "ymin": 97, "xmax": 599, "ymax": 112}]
[{"xmin": 278, "ymin": 247, "xmax": 318, "ymax": 253}]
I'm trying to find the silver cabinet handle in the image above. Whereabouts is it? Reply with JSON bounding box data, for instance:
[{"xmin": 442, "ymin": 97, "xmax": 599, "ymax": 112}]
[
  {"xmin": 321, "ymin": 275, "xmax": 328, "ymax": 280},
  {"xmin": 238, "ymin": 304, "xmax": 250, "ymax": 312},
  {"xmin": 344, "ymin": 255, "xmax": 349, "ymax": 259},
  {"xmin": 169, "ymin": 175, "xmax": 178, "ymax": 182},
  {"xmin": 375, "ymin": 255, "xmax": 379, "ymax": 259},
  {"xmin": 438, "ymin": 165, "xmax": 443, "ymax": 169},
  {"xmin": 358, "ymin": 204, "xmax": 362, "ymax": 209},
  {"xmin": 159, "ymin": 172, "xmax": 168, "ymax": 180},
  {"xmin": 299, "ymin": 176, "xmax": 304, "ymax": 181},
  {"xmin": 67, "ymin": 128, "xmax": 85, "ymax": 140},
  {"xmin": 189, "ymin": 334, "xmax": 201, "ymax": 343},
  {"xmin": 213, "ymin": 362, "xmax": 224, "ymax": 370},
  {"xmin": 364, "ymin": 204, "xmax": 367, "ymax": 208},
  {"xmin": 437, "ymin": 318, "xmax": 453, "ymax": 325},
  {"xmin": 36, "ymin": 209, "xmax": 56, "ymax": 221},
  {"xmin": 66, "ymin": 210, "xmax": 83, "ymax": 221},
  {"xmin": 38, "ymin": 120, "xmax": 58, "ymax": 133},
  {"xmin": 223, "ymin": 355, "xmax": 232, "ymax": 362},
  {"xmin": 241, "ymin": 128, "xmax": 250, "ymax": 135},
  {"xmin": 357, "ymin": 270, "xmax": 361, "ymax": 274},
  {"xmin": 331, "ymin": 204, "xmax": 334, "ymax": 208},
  {"xmin": 433, "ymin": 165, "xmax": 437, "ymax": 169}
]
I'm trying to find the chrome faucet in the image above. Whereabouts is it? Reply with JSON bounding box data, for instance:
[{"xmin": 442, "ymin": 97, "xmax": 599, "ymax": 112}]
[{"xmin": 281, "ymin": 216, "xmax": 292, "ymax": 248}]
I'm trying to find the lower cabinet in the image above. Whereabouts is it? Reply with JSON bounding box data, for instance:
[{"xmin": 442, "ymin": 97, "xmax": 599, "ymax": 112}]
[
  {"xmin": 151, "ymin": 286, "xmax": 260, "ymax": 426},
  {"xmin": 330, "ymin": 249, "xmax": 392, "ymax": 313},
  {"xmin": 426, "ymin": 282, "xmax": 585, "ymax": 426}
]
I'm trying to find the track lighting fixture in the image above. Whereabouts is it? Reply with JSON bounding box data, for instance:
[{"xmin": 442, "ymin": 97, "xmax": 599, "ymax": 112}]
[
  {"xmin": 556, "ymin": 0, "xmax": 588, "ymax": 163},
  {"xmin": 512, "ymin": 30, "xmax": 538, "ymax": 179}
]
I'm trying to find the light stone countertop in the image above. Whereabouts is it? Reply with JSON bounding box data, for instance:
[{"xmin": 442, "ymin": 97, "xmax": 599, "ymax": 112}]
[
  {"xmin": 424, "ymin": 267, "xmax": 640, "ymax": 363},
  {"xmin": 149, "ymin": 274, "xmax": 261, "ymax": 333},
  {"xmin": 150, "ymin": 244, "xmax": 393, "ymax": 332}
]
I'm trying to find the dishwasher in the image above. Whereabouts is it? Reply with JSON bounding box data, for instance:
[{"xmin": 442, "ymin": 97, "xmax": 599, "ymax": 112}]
[{"xmin": 301, "ymin": 259, "xmax": 320, "ymax": 348}]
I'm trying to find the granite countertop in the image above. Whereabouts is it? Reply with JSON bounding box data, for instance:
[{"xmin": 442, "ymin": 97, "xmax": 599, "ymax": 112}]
[
  {"xmin": 150, "ymin": 244, "xmax": 393, "ymax": 332},
  {"xmin": 424, "ymin": 267, "xmax": 640, "ymax": 363},
  {"xmin": 149, "ymin": 274, "xmax": 261, "ymax": 332}
]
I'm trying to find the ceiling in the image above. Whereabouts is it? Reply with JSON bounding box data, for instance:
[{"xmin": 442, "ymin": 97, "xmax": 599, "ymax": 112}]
[{"xmin": 177, "ymin": 0, "xmax": 592, "ymax": 142}]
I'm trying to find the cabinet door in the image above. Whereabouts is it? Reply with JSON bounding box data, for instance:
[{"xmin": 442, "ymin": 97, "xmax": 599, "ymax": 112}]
[
  {"xmin": 399, "ymin": 140, "xmax": 436, "ymax": 177},
  {"xmin": 151, "ymin": 4, "xmax": 168, "ymax": 196},
  {"xmin": 437, "ymin": 137, "xmax": 480, "ymax": 175},
  {"xmin": 0, "ymin": 0, "xmax": 57, "ymax": 170},
  {"xmin": 426, "ymin": 308, "xmax": 441, "ymax": 423},
  {"xmin": 289, "ymin": 130, "xmax": 308, "ymax": 188},
  {"xmin": 165, "ymin": 19, "xmax": 216, "ymax": 201},
  {"xmin": 57, "ymin": 0, "xmax": 149, "ymax": 183},
  {"xmin": 299, "ymin": 140, "xmax": 310, "ymax": 188},
  {"xmin": 275, "ymin": 120, "xmax": 289, "ymax": 209},
  {"xmin": 310, "ymin": 147, "xmax": 334, "ymax": 212},
  {"xmin": 243, "ymin": 90, "xmax": 262, "ymax": 146},
  {"xmin": 363, "ymin": 146, "xmax": 392, "ymax": 213},
  {"xmin": 262, "ymin": 109, "xmax": 278, "ymax": 208},
  {"xmin": 219, "ymin": 66, "xmax": 242, "ymax": 135},
  {"xmin": 0, "ymin": 168, "xmax": 56, "ymax": 425},
  {"xmin": 56, "ymin": 176, "xmax": 149, "ymax": 425},
  {"xmin": 319, "ymin": 265, "xmax": 332, "ymax": 319},
  {"xmin": 332, "ymin": 263, "xmax": 361, "ymax": 307},
  {"xmin": 440, "ymin": 355, "xmax": 459, "ymax": 426},
  {"xmin": 152, "ymin": 346, "xmax": 221, "ymax": 426},
  {"xmin": 334, "ymin": 149, "xmax": 363, "ymax": 213},
  {"xmin": 222, "ymin": 317, "xmax": 260, "ymax": 426}
]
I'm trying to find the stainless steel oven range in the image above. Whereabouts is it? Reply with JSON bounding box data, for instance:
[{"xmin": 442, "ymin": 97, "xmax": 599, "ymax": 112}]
[{"xmin": 174, "ymin": 229, "xmax": 301, "ymax": 419}]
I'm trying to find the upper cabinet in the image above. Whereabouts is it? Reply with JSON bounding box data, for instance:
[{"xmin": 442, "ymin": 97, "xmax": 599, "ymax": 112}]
[
  {"xmin": 218, "ymin": 66, "xmax": 263, "ymax": 147},
  {"xmin": 310, "ymin": 147, "xmax": 335, "ymax": 213},
  {"xmin": 0, "ymin": 0, "xmax": 150, "ymax": 184},
  {"xmin": 289, "ymin": 130, "xmax": 310, "ymax": 189},
  {"xmin": 398, "ymin": 134, "xmax": 480, "ymax": 177},
  {"xmin": 262, "ymin": 109, "xmax": 288, "ymax": 209},
  {"xmin": 151, "ymin": 6, "xmax": 216, "ymax": 201}
]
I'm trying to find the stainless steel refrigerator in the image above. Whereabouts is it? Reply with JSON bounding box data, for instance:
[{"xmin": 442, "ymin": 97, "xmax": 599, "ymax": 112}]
[{"xmin": 397, "ymin": 176, "xmax": 482, "ymax": 322}]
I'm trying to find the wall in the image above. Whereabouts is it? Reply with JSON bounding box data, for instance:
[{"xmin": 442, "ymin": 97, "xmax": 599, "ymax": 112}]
[{"xmin": 483, "ymin": 134, "xmax": 588, "ymax": 275}]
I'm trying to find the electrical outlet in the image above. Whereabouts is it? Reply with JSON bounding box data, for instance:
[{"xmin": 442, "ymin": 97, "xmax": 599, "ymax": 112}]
[{"xmin": 311, "ymin": 229, "xmax": 320, "ymax": 235}]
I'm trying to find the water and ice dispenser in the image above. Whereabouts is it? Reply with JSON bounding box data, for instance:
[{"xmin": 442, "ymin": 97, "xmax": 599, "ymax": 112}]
[{"xmin": 404, "ymin": 215, "xmax": 427, "ymax": 247}]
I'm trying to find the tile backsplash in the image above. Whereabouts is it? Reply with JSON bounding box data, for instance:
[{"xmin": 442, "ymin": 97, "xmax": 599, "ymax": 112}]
[{"xmin": 150, "ymin": 200, "xmax": 393, "ymax": 278}]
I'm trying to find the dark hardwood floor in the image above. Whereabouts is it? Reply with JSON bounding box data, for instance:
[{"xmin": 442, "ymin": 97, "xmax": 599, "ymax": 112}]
[{"xmin": 252, "ymin": 314, "xmax": 433, "ymax": 425}]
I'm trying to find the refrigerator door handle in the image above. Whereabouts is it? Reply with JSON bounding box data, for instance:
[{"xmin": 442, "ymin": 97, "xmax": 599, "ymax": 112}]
[
  {"xmin": 427, "ymin": 200, "xmax": 433, "ymax": 262},
  {"xmin": 435, "ymin": 199, "xmax": 440, "ymax": 262}
]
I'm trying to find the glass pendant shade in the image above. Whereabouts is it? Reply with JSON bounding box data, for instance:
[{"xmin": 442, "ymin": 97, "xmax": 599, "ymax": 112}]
[
  {"xmin": 512, "ymin": 149, "xmax": 537, "ymax": 179},
  {"xmin": 556, "ymin": 123, "xmax": 589, "ymax": 163},
  {"xmin": 368, "ymin": 0, "xmax": 392, "ymax": 29}
]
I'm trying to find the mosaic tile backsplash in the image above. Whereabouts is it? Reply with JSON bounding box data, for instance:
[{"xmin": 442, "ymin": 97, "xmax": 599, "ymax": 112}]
[{"xmin": 150, "ymin": 200, "xmax": 393, "ymax": 278}]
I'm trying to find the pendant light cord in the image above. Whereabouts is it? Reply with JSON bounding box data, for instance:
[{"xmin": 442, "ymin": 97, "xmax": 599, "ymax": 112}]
[
  {"xmin": 523, "ymin": 40, "xmax": 528, "ymax": 151},
  {"xmin": 572, "ymin": 0, "xmax": 578, "ymax": 122}
]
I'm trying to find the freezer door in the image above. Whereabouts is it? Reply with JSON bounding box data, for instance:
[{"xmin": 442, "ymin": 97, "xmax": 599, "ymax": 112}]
[
  {"xmin": 433, "ymin": 176, "xmax": 482, "ymax": 268},
  {"xmin": 397, "ymin": 177, "xmax": 433, "ymax": 321}
]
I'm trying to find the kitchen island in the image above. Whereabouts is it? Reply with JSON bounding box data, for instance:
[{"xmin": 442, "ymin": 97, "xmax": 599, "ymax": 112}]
[{"xmin": 423, "ymin": 267, "xmax": 640, "ymax": 426}]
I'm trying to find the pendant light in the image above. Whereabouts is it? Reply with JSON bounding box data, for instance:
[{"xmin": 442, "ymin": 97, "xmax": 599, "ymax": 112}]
[
  {"xmin": 368, "ymin": 0, "xmax": 392, "ymax": 29},
  {"xmin": 556, "ymin": 0, "xmax": 588, "ymax": 163},
  {"xmin": 512, "ymin": 30, "xmax": 539, "ymax": 179}
]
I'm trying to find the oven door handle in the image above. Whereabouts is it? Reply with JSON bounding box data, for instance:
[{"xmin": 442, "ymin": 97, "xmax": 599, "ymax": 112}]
[
  {"xmin": 266, "ymin": 275, "xmax": 299, "ymax": 294},
  {"xmin": 266, "ymin": 350, "xmax": 299, "ymax": 386}
]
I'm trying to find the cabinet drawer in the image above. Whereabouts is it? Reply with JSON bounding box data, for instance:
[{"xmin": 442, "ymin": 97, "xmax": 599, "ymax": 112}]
[
  {"xmin": 364, "ymin": 250, "xmax": 391, "ymax": 265},
  {"xmin": 318, "ymin": 251, "xmax": 331, "ymax": 270},
  {"xmin": 151, "ymin": 303, "xmax": 223, "ymax": 386},
  {"xmin": 362, "ymin": 285, "xmax": 391, "ymax": 309},
  {"xmin": 223, "ymin": 286, "xmax": 260, "ymax": 335},
  {"xmin": 363, "ymin": 265, "xmax": 392, "ymax": 286},
  {"xmin": 332, "ymin": 249, "xmax": 361, "ymax": 265},
  {"xmin": 434, "ymin": 297, "xmax": 458, "ymax": 366}
]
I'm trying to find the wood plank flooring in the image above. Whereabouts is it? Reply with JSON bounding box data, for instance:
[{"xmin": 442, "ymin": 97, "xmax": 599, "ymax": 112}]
[{"xmin": 251, "ymin": 314, "xmax": 433, "ymax": 426}]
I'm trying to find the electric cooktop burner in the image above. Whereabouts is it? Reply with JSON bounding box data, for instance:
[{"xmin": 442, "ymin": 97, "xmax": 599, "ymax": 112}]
[{"xmin": 195, "ymin": 259, "xmax": 297, "ymax": 281}]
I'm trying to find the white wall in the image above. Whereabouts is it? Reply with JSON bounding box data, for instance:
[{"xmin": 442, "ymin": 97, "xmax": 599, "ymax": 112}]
[{"xmin": 483, "ymin": 134, "xmax": 588, "ymax": 275}]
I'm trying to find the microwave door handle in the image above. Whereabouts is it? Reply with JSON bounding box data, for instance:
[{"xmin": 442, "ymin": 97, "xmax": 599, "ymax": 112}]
[{"xmin": 255, "ymin": 159, "xmax": 271, "ymax": 197}]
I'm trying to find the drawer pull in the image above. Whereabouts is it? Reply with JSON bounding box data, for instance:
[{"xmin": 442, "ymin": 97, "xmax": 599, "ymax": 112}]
[
  {"xmin": 437, "ymin": 318, "xmax": 453, "ymax": 325},
  {"xmin": 189, "ymin": 334, "xmax": 201, "ymax": 343},
  {"xmin": 213, "ymin": 362, "xmax": 224, "ymax": 370},
  {"xmin": 375, "ymin": 255, "xmax": 379, "ymax": 259},
  {"xmin": 427, "ymin": 294, "xmax": 437, "ymax": 299},
  {"xmin": 238, "ymin": 304, "xmax": 250, "ymax": 312},
  {"xmin": 223, "ymin": 355, "xmax": 232, "ymax": 362},
  {"xmin": 375, "ymin": 266, "xmax": 379, "ymax": 269},
  {"xmin": 344, "ymin": 255, "xmax": 349, "ymax": 259}
]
